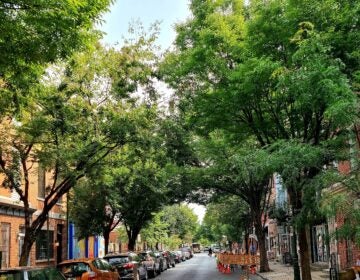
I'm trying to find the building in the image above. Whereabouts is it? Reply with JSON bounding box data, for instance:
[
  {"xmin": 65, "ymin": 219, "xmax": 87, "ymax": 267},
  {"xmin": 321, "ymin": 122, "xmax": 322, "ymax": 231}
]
[{"xmin": 0, "ymin": 164, "xmax": 67, "ymax": 268}]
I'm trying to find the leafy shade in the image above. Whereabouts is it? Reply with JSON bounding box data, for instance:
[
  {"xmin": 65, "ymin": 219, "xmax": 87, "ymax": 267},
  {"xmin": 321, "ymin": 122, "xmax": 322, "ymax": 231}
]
[{"xmin": 0, "ymin": 0, "xmax": 113, "ymax": 113}]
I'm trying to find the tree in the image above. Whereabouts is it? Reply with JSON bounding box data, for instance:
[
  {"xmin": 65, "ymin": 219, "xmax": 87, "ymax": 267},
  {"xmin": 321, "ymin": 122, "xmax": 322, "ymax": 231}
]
[
  {"xmin": 0, "ymin": 42, "xmax": 155, "ymax": 265},
  {"xmin": 161, "ymin": 204, "xmax": 199, "ymax": 242},
  {"xmin": 69, "ymin": 168, "xmax": 121, "ymax": 255},
  {"xmin": 162, "ymin": 1, "xmax": 358, "ymax": 278},
  {"xmin": 141, "ymin": 211, "xmax": 169, "ymax": 250},
  {"xmin": 109, "ymin": 122, "xmax": 179, "ymax": 251},
  {"xmin": 0, "ymin": 0, "xmax": 113, "ymax": 114}
]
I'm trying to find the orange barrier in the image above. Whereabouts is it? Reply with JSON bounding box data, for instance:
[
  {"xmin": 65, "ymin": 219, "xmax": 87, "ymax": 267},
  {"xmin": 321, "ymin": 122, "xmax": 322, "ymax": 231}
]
[
  {"xmin": 216, "ymin": 253, "xmax": 260, "ymax": 277},
  {"xmin": 217, "ymin": 254, "xmax": 260, "ymax": 266}
]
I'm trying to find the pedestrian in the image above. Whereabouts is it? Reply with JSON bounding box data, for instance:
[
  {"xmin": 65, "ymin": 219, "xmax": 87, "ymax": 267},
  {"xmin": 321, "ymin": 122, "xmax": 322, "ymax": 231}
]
[{"xmin": 208, "ymin": 247, "xmax": 213, "ymax": 257}]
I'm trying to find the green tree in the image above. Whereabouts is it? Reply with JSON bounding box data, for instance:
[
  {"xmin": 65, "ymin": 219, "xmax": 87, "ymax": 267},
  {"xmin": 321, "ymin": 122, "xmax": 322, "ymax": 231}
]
[
  {"xmin": 161, "ymin": 204, "xmax": 199, "ymax": 242},
  {"xmin": 0, "ymin": 42, "xmax": 154, "ymax": 265},
  {"xmin": 108, "ymin": 116, "xmax": 177, "ymax": 251},
  {"xmin": 0, "ymin": 0, "xmax": 112, "ymax": 114},
  {"xmin": 69, "ymin": 168, "xmax": 121, "ymax": 255},
  {"xmin": 141, "ymin": 211, "xmax": 169, "ymax": 250},
  {"xmin": 162, "ymin": 0, "xmax": 358, "ymax": 278}
]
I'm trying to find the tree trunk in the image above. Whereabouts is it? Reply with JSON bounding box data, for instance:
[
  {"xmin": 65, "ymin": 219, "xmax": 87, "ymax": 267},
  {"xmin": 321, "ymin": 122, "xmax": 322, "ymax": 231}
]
[
  {"xmin": 255, "ymin": 226, "xmax": 270, "ymax": 272},
  {"xmin": 254, "ymin": 221, "xmax": 270, "ymax": 272},
  {"xmin": 104, "ymin": 230, "xmax": 110, "ymax": 255},
  {"xmin": 128, "ymin": 236, "xmax": 136, "ymax": 251},
  {"xmin": 287, "ymin": 185, "xmax": 312, "ymax": 280},
  {"xmin": 127, "ymin": 229, "xmax": 139, "ymax": 251},
  {"xmin": 298, "ymin": 226, "xmax": 312, "ymax": 280},
  {"xmin": 292, "ymin": 229, "xmax": 301, "ymax": 280},
  {"xmin": 19, "ymin": 230, "xmax": 36, "ymax": 266},
  {"xmin": 19, "ymin": 239, "xmax": 32, "ymax": 266}
]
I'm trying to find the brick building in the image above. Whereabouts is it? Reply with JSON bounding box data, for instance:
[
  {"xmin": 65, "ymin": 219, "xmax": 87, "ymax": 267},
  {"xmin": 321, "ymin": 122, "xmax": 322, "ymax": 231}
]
[{"xmin": 0, "ymin": 164, "xmax": 67, "ymax": 268}]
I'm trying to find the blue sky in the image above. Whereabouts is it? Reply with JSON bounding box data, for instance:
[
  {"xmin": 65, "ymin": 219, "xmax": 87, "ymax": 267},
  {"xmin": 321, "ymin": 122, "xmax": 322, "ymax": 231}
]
[{"xmin": 99, "ymin": 0, "xmax": 191, "ymax": 49}]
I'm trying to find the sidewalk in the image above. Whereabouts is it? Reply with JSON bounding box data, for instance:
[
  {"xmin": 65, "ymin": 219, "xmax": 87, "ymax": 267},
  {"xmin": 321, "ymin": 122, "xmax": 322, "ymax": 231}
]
[{"xmin": 256, "ymin": 261, "xmax": 328, "ymax": 280}]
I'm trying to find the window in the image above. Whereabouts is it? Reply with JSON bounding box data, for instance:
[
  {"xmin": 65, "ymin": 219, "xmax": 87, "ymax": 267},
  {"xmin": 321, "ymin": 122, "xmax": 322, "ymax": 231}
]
[
  {"xmin": 99, "ymin": 259, "xmax": 112, "ymax": 270},
  {"xmin": 38, "ymin": 166, "xmax": 46, "ymax": 198},
  {"xmin": 36, "ymin": 230, "xmax": 54, "ymax": 260},
  {"xmin": 0, "ymin": 223, "xmax": 10, "ymax": 268}
]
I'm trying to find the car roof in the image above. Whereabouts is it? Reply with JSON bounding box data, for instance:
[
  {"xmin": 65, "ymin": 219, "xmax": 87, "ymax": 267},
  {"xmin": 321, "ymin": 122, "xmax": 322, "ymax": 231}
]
[
  {"xmin": 58, "ymin": 258, "xmax": 97, "ymax": 265},
  {"xmin": 104, "ymin": 253, "xmax": 135, "ymax": 258}
]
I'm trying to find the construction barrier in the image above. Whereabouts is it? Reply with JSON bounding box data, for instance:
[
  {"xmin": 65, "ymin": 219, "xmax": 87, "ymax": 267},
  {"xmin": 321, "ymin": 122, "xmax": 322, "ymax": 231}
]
[
  {"xmin": 217, "ymin": 253, "xmax": 260, "ymax": 266},
  {"xmin": 216, "ymin": 253, "xmax": 260, "ymax": 278}
]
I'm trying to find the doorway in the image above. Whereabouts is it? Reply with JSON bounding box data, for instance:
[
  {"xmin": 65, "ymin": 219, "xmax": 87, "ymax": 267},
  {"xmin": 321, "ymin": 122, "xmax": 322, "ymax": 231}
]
[{"xmin": 56, "ymin": 224, "xmax": 63, "ymax": 264}]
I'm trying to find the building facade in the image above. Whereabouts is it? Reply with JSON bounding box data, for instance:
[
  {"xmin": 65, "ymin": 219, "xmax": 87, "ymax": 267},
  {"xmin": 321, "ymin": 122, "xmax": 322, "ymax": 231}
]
[{"xmin": 0, "ymin": 164, "xmax": 67, "ymax": 268}]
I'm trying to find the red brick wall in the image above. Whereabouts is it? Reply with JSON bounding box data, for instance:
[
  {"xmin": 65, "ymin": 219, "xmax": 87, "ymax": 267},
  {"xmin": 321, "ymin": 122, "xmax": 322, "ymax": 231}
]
[
  {"xmin": 336, "ymin": 214, "xmax": 360, "ymax": 270},
  {"xmin": 1, "ymin": 162, "xmax": 67, "ymax": 268}
]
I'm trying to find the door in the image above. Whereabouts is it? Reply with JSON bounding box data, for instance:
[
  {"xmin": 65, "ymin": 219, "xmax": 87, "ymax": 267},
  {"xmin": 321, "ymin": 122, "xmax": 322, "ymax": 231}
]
[
  {"xmin": 0, "ymin": 223, "xmax": 10, "ymax": 268},
  {"xmin": 312, "ymin": 224, "xmax": 329, "ymax": 262},
  {"xmin": 57, "ymin": 224, "xmax": 63, "ymax": 264}
]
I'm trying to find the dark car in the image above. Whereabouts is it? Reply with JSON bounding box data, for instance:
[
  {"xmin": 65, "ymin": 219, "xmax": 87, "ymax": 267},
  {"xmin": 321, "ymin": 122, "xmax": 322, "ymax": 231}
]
[
  {"xmin": 104, "ymin": 252, "xmax": 148, "ymax": 280},
  {"xmin": 0, "ymin": 266, "xmax": 65, "ymax": 280},
  {"xmin": 138, "ymin": 251, "xmax": 161, "ymax": 278},
  {"xmin": 161, "ymin": 251, "xmax": 175, "ymax": 268}
]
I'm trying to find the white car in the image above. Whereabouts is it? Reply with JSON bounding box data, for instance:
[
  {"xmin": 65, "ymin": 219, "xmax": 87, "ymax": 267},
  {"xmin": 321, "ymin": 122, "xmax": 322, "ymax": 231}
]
[
  {"xmin": 180, "ymin": 248, "xmax": 191, "ymax": 259},
  {"xmin": 212, "ymin": 246, "xmax": 221, "ymax": 253}
]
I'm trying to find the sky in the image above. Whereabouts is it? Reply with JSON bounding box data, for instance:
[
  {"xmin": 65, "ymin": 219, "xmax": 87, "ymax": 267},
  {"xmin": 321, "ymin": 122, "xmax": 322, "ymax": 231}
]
[
  {"xmin": 99, "ymin": 0, "xmax": 206, "ymax": 223},
  {"xmin": 99, "ymin": 0, "xmax": 191, "ymax": 49}
]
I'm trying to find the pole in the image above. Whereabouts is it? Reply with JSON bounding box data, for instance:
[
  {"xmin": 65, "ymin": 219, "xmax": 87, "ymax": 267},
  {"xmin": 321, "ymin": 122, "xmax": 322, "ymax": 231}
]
[{"xmin": 47, "ymin": 213, "xmax": 50, "ymax": 265}]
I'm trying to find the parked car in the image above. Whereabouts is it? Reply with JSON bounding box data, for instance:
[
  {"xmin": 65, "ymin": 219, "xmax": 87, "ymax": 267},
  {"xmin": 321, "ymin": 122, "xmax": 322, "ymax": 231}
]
[
  {"xmin": 0, "ymin": 266, "xmax": 65, "ymax": 280},
  {"xmin": 153, "ymin": 252, "xmax": 166, "ymax": 272},
  {"xmin": 104, "ymin": 252, "xmax": 148, "ymax": 280},
  {"xmin": 175, "ymin": 250, "xmax": 186, "ymax": 261},
  {"xmin": 172, "ymin": 251, "xmax": 183, "ymax": 263},
  {"xmin": 161, "ymin": 251, "xmax": 175, "ymax": 268},
  {"xmin": 57, "ymin": 258, "xmax": 119, "ymax": 280},
  {"xmin": 138, "ymin": 251, "xmax": 161, "ymax": 278},
  {"xmin": 180, "ymin": 247, "xmax": 192, "ymax": 259}
]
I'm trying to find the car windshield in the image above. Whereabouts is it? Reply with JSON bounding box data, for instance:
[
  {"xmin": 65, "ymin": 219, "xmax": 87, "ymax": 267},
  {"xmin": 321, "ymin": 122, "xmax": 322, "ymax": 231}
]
[
  {"xmin": 58, "ymin": 263, "xmax": 91, "ymax": 277},
  {"xmin": 106, "ymin": 257, "xmax": 129, "ymax": 265}
]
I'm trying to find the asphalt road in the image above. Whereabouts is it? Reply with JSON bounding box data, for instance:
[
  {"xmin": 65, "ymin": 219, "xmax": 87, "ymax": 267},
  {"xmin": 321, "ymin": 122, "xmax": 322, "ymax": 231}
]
[{"xmin": 153, "ymin": 253, "xmax": 262, "ymax": 280}]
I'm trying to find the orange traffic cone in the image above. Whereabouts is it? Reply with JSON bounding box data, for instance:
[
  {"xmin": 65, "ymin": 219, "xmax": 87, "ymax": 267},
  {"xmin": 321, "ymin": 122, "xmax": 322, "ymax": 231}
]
[{"xmin": 225, "ymin": 265, "xmax": 231, "ymax": 274}]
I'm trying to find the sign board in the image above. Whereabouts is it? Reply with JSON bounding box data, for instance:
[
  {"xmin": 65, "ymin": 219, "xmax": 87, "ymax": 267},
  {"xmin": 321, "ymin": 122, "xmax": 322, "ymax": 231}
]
[{"xmin": 217, "ymin": 254, "xmax": 260, "ymax": 265}]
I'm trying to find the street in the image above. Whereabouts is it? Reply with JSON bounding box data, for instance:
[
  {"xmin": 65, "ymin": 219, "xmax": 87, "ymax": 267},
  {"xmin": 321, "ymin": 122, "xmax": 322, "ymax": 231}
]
[{"xmin": 153, "ymin": 253, "xmax": 262, "ymax": 280}]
